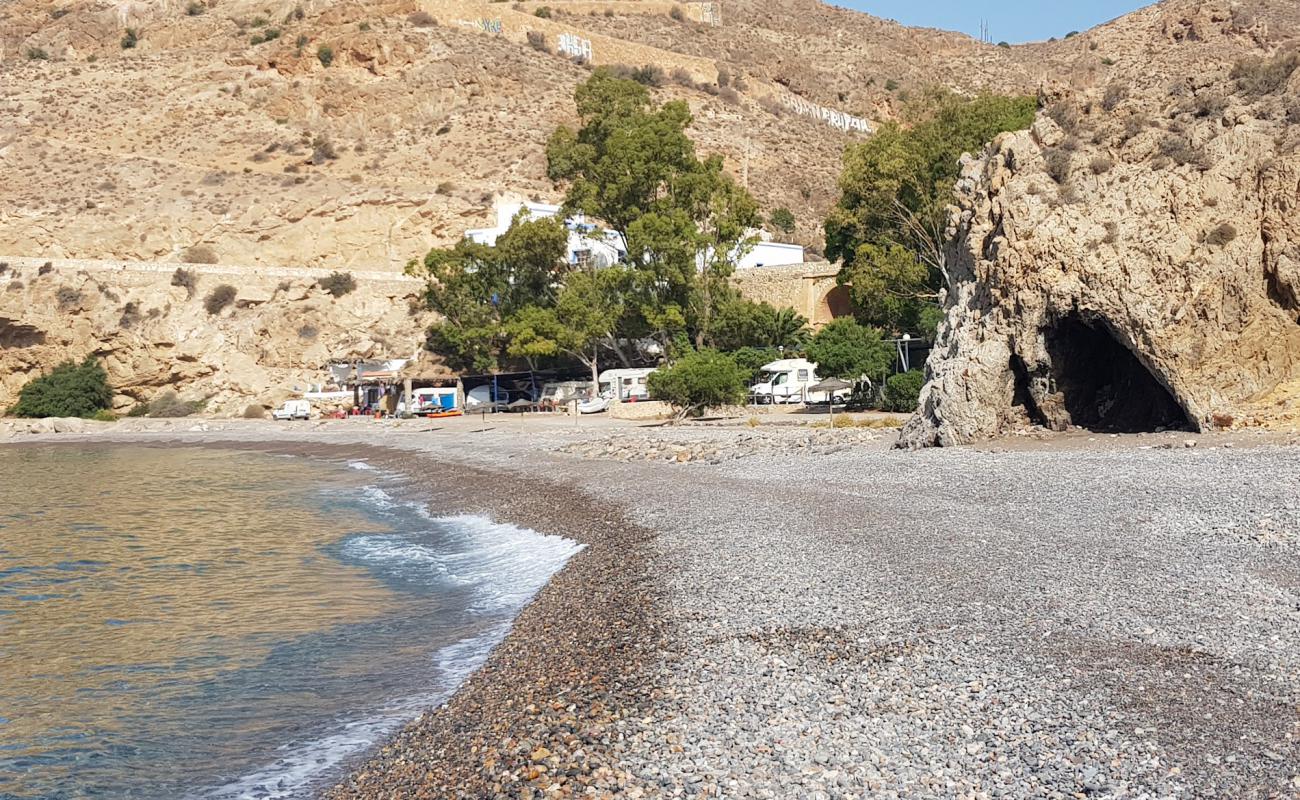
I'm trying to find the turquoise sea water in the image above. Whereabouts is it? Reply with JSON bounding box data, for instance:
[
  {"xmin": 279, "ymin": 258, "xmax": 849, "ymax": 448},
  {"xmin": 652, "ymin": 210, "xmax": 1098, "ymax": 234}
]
[{"xmin": 0, "ymin": 446, "xmax": 581, "ymax": 799}]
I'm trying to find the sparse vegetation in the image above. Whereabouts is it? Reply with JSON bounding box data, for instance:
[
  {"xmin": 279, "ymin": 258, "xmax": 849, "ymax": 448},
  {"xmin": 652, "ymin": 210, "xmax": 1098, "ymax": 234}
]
[
  {"xmin": 669, "ymin": 6, "xmax": 685, "ymax": 22},
  {"xmin": 9, "ymin": 357, "xmax": 112, "ymax": 419},
  {"xmin": 408, "ymin": 11, "xmax": 436, "ymax": 27},
  {"xmin": 250, "ymin": 27, "xmax": 281, "ymax": 45},
  {"xmin": 121, "ymin": 27, "xmax": 138, "ymax": 49},
  {"xmin": 311, "ymin": 134, "xmax": 338, "ymax": 164},
  {"xmin": 145, "ymin": 390, "xmax": 205, "ymax": 418},
  {"xmin": 884, "ymin": 79, "xmax": 899, "ymax": 92},
  {"xmin": 171, "ymin": 267, "xmax": 199, "ymax": 298},
  {"xmin": 534, "ymin": 6, "xmax": 553, "ymax": 18},
  {"xmin": 1102, "ymin": 83, "xmax": 1129, "ymax": 112},
  {"xmin": 56, "ymin": 286, "xmax": 83, "ymax": 310},
  {"xmin": 1158, "ymin": 135, "xmax": 1209, "ymax": 169},
  {"xmin": 204, "ymin": 284, "xmax": 237, "ymax": 314},
  {"xmin": 186, "ymin": 2, "xmax": 206, "ymax": 16},
  {"xmin": 1231, "ymin": 49, "xmax": 1299, "ymax": 96},
  {"xmin": 182, "ymin": 244, "xmax": 218, "ymax": 264},
  {"xmin": 26, "ymin": 47, "xmax": 50, "ymax": 61},
  {"xmin": 119, "ymin": 301, "xmax": 142, "ymax": 329},
  {"xmin": 997, "ymin": 41, "xmax": 1010, "ymax": 49},
  {"xmin": 1044, "ymin": 149, "xmax": 1072, "ymax": 184},
  {"xmin": 1101, "ymin": 57, "xmax": 1116, "ymax": 66},
  {"xmin": 1204, "ymin": 222, "xmax": 1238, "ymax": 247},
  {"xmin": 318, "ymin": 271, "xmax": 357, "ymax": 298},
  {"xmin": 297, "ymin": 324, "xmax": 319, "ymax": 340},
  {"xmin": 317, "ymin": 44, "xmax": 334, "ymax": 67},
  {"xmin": 1089, "ymin": 154, "xmax": 1114, "ymax": 174},
  {"xmin": 526, "ymin": 31, "xmax": 548, "ymax": 52},
  {"xmin": 242, "ymin": 403, "xmax": 267, "ymax": 419}
]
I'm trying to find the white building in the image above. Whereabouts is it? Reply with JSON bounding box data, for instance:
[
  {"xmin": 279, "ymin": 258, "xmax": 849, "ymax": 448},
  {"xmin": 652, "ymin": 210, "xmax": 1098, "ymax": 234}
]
[
  {"xmin": 464, "ymin": 199, "xmax": 626, "ymax": 269},
  {"xmin": 464, "ymin": 197, "xmax": 804, "ymax": 270}
]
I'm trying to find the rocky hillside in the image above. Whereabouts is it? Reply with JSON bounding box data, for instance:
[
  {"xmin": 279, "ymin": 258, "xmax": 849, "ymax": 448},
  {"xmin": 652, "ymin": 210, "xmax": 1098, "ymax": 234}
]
[
  {"xmin": 0, "ymin": 257, "xmax": 432, "ymax": 414},
  {"xmin": 902, "ymin": 45, "xmax": 1300, "ymax": 445},
  {"xmin": 4, "ymin": 0, "xmax": 1295, "ymax": 271}
]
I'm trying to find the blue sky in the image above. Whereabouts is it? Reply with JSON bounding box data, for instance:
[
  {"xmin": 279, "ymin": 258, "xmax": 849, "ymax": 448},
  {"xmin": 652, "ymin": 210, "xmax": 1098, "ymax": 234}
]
[{"xmin": 831, "ymin": 0, "xmax": 1151, "ymax": 43}]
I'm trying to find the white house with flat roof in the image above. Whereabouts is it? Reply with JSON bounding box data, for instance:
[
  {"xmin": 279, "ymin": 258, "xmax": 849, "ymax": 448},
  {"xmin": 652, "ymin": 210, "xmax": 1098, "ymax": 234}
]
[
  {"xmin": 464, "ymin": 199, "xmax": 627, "ymax": 269},
  {"xmin": 464, "ymin": 197, "xmax": 804, "ymax": 270}
]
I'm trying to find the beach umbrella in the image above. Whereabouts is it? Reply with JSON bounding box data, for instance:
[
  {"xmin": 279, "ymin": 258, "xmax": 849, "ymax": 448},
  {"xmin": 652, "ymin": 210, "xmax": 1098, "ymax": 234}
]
[
  {"xmin": 507, "ymin": 398, "xmax": 533, "ymax": 413},
  {"xmin": 808, "ymin": 377, "xmax": 853, "ymax": 426}
]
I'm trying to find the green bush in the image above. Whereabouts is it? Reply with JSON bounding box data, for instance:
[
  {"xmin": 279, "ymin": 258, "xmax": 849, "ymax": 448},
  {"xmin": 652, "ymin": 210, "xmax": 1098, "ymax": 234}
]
[
  {"xmin": 145, "ymin": 390, "xmax": 205, "ymax": 418},
  {"xmin": 318, "ymin": 271, "xmax": 356, "ymax": 297},
  {"xmin": 648, "ymin": 348, "xmax": 748, "ymax": 418},
  {"xmin": 768, "ymin": 207, "xmax": 796, "ymax": 234},
  {"xmin": 882, "ymin": 369, "xmax": 925, "ymax": 412},
  {"xmin": 317, "ymin": 44, "xmax": 334, "ymax": 67},
  {"xmin": 10, "ymin": 357, "xmax": 113, "ymax": 418},
  {"xmin": 805, "ymin": 318, "xmax": 892, "ymax": 380},
  {"xmin": 121, "ymin": 27, "xmax": 138, "ymax": 49},
  {"xmin": 204, "ymin": 284, "xmax": 237, "ymax": 314}
]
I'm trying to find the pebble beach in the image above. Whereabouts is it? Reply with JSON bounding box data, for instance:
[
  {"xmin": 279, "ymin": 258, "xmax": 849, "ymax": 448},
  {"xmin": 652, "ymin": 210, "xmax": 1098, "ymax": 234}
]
[{"xmin": 4, "ymin": 417, "xmax": 1298, "ymax": 798}]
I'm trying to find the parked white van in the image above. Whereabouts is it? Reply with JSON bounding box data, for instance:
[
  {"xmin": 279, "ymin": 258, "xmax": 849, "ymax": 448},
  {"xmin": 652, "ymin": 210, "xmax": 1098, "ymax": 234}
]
[
  {"xmin": 271, "ymin": 399, "xmax": 311, "ymax": 420},
  {"xmin": 749, "ymin": 359, "xmax": 849, "ymax": 404}
]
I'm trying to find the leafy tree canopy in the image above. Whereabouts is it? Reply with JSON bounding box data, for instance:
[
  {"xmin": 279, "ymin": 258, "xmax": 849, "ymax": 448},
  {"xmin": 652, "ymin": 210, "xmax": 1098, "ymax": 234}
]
[
  {"xmin": 804, "ymin": 318, "xmax": 893, "ymax": 381},
  {"xmin": 709, "ymin": 295, "xmax": 809, "ymax": 352},
  {"xmin": 10, "ymin": 357, "xmax": 113, "ymax": 418},
  {"xmin": 825, "ymin": 90, "xmax": 1035, "ymax": 335}
]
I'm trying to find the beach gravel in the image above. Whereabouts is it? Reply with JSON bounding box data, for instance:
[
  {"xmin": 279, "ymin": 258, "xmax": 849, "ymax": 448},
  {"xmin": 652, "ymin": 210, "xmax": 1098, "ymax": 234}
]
[{"xmin": 9, "ymin": 420, "xmax": 1297, "ymax": 798}]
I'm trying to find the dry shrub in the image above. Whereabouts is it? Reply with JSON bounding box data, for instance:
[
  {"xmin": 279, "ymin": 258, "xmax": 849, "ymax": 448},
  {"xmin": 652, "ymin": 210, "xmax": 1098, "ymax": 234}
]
[
  {"xmin": 1203, "ymin": 222, "xmax": 1237, "ymax": 247},
  {"xmin": 119, "ymin": 301, "xmax": 142, "ymax": 329},
  {"xmin": 1089, "ymin": 154, "xmax": 1114, "ymax": 174},
  {"xmin": 56, "ymin": 286, "xmax": 82, "ymax": 310},
  {"xmin": 1102, "ymin": 221, "xmax": 1120, "ymax": 244},
  {"xmin": 182, "ymin": 244, "xmax": 218, "ymax": 264},
  {"xmin": 670, "ymin": 67, "xmax": 695, "ymax": 87},
  {"xmin": 171, "ymin": 267, "xmax": 198, "ymax": 298},
  {"xmin": 318, "ymin": 271, "xmax": 356, "ymax": 298},
  {"xmin": 526, "ymin": 31, "xmax": 548, "ymax": 52},
  {"xmin": 1044, "ymin": 149, "xmax": 1072, "ymax": 184},
  {"xmin": 242, "ymin": 403, "xmax": 267, "ymax": 419},
  {"xmin": 147, "ymin": 390, "xmax": 204, "ymax": 418},
  {"xmin": 1102, "ymin": 82, "xmax": 1129, "ymax": 112},
  {"xmin": 1158, "ymin": 135, "xmax": 1210, "ymax": 169},
  {"xmin": 407, "ymin": 11, "xmax": 436, "ymax": 27},
  {"xmin": 1047, "ymin": 102, "xmax": 1081, "ymax": 134},
  {"xmin": 1231, "ymin": 49, "xmax": 1300, "ymax": 96},
  {"xmin": 204, "ymin": 284, "xmax": 237, "ymax": 314}
]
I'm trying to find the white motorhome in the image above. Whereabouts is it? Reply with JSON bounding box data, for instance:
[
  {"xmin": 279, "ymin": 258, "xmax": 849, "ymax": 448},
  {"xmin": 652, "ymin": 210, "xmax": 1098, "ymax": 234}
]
[
  {"xmin": 597, "ymin": 368, "xmax": 657, "ymax": 401},
  {"xmin": 749, "ymin": 359, "xmax": 849, "ymax": 405}
]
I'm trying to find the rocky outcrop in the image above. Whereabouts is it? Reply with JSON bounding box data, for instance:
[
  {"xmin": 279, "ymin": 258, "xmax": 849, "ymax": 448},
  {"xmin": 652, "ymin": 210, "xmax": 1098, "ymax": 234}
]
[
  {"xmin": 0, "ymin": 258, "xmax": 434, "ymax": 415},
  {"xmin": 902, "ymin": 56, "xmax": 1300, "ymax": 446}
]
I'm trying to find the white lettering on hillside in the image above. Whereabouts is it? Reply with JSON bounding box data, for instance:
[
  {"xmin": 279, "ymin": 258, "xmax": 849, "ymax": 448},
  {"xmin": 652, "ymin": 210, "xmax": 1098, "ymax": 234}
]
[
  {"xmin": 557, "ymin": 32, "xmax": 593, "ymax": 61},
  {"xmin": 783, "ymin": 96, "xmax": 871, "ymax": 134}
]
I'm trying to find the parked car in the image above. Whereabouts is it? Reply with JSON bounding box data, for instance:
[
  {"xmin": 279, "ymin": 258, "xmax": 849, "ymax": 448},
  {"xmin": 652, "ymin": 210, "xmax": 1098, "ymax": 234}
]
[{"xmin": 271, "ymin": 399, "xmax": 311, "ymax": 420}]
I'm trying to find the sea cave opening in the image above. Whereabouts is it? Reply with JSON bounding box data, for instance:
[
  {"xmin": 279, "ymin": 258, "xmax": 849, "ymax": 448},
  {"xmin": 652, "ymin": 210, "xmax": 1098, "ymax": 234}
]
[{"xmin": 1041, "ymin": 314, "xmax": 1192, "ymax": 433}]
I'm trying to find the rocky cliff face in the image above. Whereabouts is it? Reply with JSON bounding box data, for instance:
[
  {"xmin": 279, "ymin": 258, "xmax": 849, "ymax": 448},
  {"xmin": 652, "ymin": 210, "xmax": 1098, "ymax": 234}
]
[
  {"xmin": 902, "ymin": 52, "xmax": 1300, "ymax": 446},
  {"xmin": 0, "ymin": 258, "xmax": 434, "ymax": 415}
]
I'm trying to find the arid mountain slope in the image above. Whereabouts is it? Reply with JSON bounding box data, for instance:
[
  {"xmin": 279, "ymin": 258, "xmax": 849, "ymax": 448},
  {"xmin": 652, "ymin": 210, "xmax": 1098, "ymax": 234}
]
[{"xmin": 3, "ymin": 0, "xmax": 1295, "ymax": 271}]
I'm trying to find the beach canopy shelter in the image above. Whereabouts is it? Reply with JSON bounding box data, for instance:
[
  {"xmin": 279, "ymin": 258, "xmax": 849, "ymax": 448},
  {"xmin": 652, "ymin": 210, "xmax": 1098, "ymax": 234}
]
[{"xmin": 808, "ymin": 377, "xmax": 853, "ymax": 425}]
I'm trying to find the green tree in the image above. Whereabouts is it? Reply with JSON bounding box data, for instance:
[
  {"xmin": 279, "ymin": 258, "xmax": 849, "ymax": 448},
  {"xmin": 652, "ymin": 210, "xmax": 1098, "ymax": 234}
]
[
  {"xmin": 769, "ymin": 207, "xmax": 796, "ymax": 234},
  {"xmin": 839, "ymin": 242, "xmax": 930, "ymax": 334},
  {"xmin": 804, "ymin": 318, "xmax": 893, "ymax": 380},
  {"xmin": 647, "ymin": 348, "xmax": 748, "ymax": 418},
  {"xmin": 505, "ymin": 268, "xmax": 627, "ymax": 386},
  {"xmin": 409, "ymin": 214, "xmax": 569, "ymax": 372},
  {"xmin": 709, "ymin": 295, "xmax": 808, "ymax": 351},
  {"xmin": 10, "ymin": 357, "xmax": 113, "ymax": 418},
  {"xmin": 825, "ymin": 90, "xmax": 1035, "ymax": 332},
  {"xmin": 547, "ymin": 69, "xmax": 760, "ymax": 350}
]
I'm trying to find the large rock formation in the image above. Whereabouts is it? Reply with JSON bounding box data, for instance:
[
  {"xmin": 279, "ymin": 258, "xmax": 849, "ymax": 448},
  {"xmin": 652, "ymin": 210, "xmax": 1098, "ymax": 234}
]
[
  {"xmin": 902, "ymin": 52, "xmax": 1300, "ymax": 446},
  {"xmin": 0, "ymin": 258, "xmax": 434, "ymax": 415}
]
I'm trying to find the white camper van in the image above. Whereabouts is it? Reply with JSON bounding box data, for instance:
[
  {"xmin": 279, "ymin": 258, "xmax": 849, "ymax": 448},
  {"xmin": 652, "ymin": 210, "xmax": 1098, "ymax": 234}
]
[
  {"xmin": 749, "ymin": 359, "xmax": 849, "ymax": 405},
  {"xmin": 597, "ymin": 368, "xmax": 657, "ymax": 402}
]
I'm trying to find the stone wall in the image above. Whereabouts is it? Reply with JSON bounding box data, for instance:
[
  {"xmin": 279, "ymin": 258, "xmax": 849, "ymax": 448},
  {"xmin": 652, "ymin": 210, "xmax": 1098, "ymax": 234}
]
[{"xmin": 731, "ymin": 261, "xmax": 848, "ymax": 326}]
